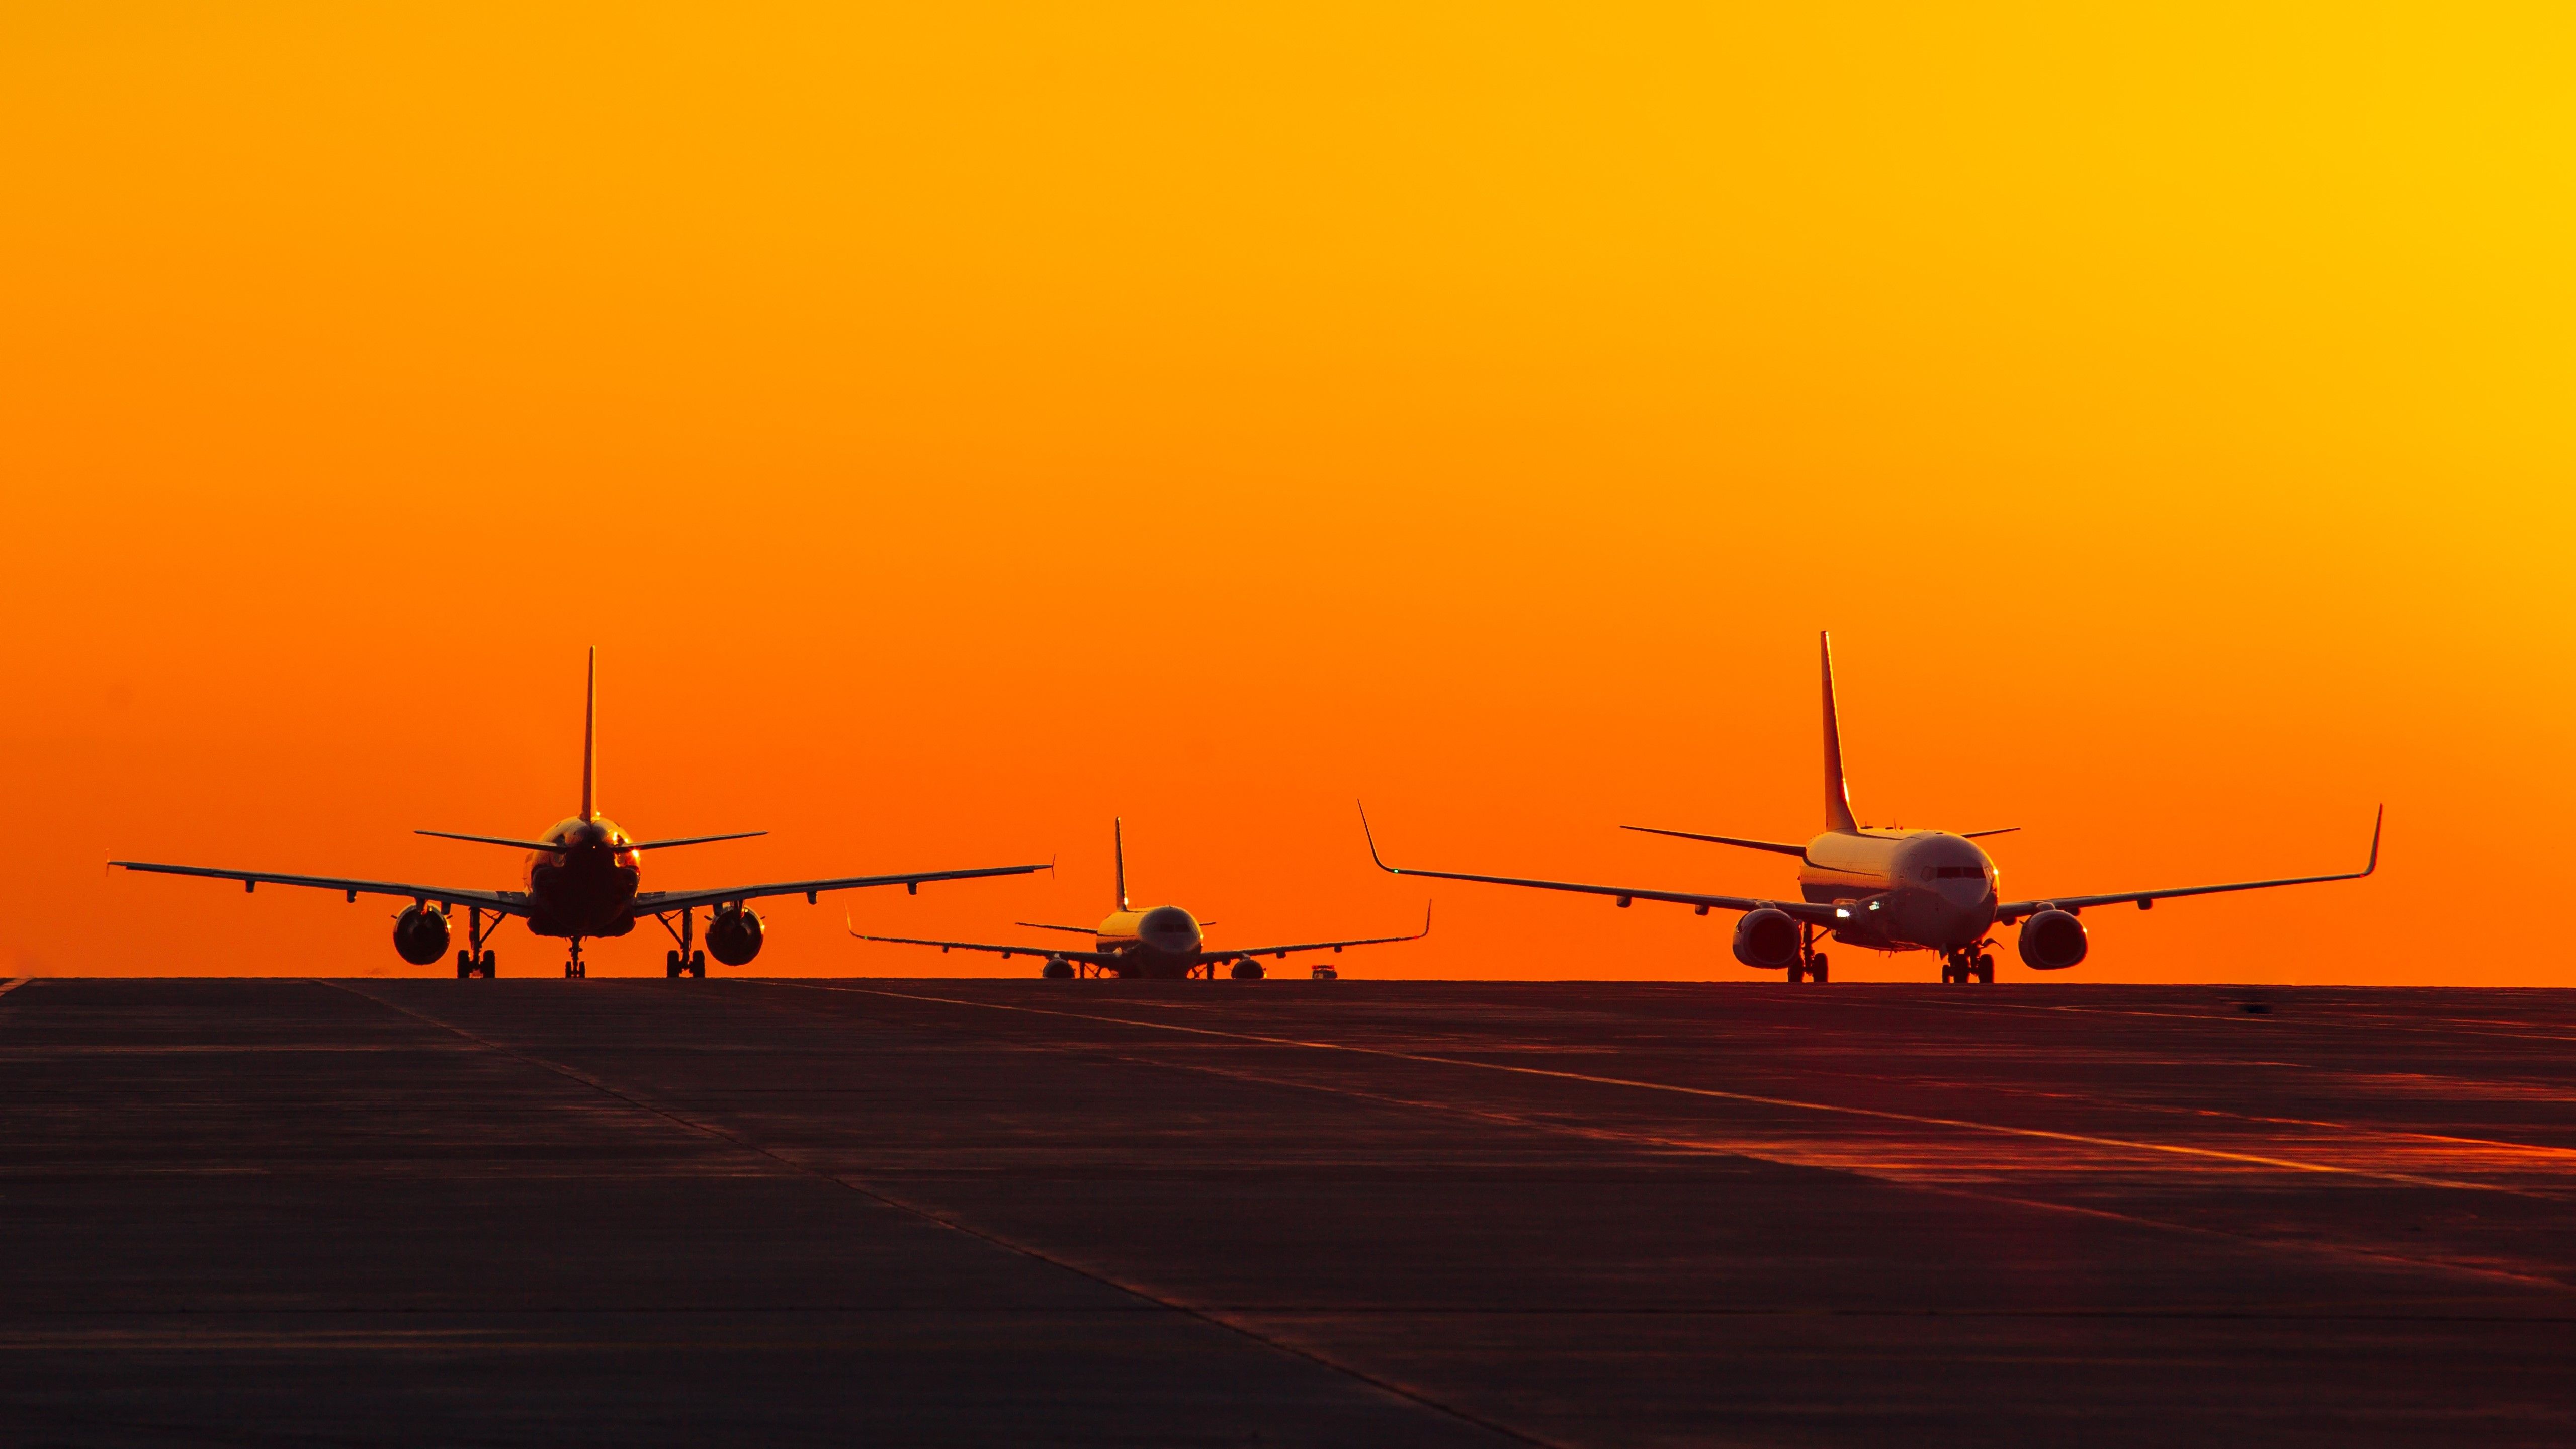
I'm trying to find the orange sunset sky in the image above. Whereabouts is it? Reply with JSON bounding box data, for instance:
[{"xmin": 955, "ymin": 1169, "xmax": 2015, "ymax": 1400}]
[{"xmin": 1, "ymin": 5, "xmax": 2567, "ymax": 982}]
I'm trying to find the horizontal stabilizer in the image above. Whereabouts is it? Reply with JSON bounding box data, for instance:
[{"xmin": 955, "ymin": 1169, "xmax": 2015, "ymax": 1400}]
[
  {"xmin": 1621, "ymin": 825, "xmax": 1809, "ymax": 856},
  {"xmin": 417, "ymin": 830, "xmax": 571, "ymax": 852},
  {"xmin": 416, "ymin": 828, "xmax": 765, "ymax": 853},
  {"xmin": 1960, "ymin": 827, "xmax": 2020, "ymax": 840},
  {"xmin": 627, "ymin": 831, "xmax": 766, "ymax": 851}
]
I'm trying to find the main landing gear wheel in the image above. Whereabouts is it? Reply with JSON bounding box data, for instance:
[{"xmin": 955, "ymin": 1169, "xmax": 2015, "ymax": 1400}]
[
  {"xmin": 1784, "ymin": 963, "xmax": 1804, "ymax": 984},
  {"xmin": 1976, "ymin": 953, "xmax": 1995, "ymax": 985},
  {"xmin": 1810, "ymin": 954, "xmax": 1828, "ymax": 983},
  {"xmin": 455, "ymin": 950, "xmax": 496, "ymax": 979}
]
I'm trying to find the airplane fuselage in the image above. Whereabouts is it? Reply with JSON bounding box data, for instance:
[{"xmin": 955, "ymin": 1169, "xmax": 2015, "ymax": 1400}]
[
  {"xmin": 1088, "ymin": 904, "xmax": 1208, "ymax": 978},
  {"xmin": 1798, "ymin": 829, "xmax": 1999, "ymax": 953},
  {"xmin": 522, "ymin": 816, "xmax": 643, "ymax": 939}
]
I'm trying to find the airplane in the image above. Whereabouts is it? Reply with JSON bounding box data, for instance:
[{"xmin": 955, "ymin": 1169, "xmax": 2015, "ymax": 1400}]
[
  {"xmin": 111, "ymin": 650, "xmax": 1048, "ymax": 979},
  {"xmin": 851, "ymin": 818, "xmax": 1431, "ymax": 980},
  {"xmin": 1361, "ymin": 632, "xmax": 2380, "ymax": 984}
]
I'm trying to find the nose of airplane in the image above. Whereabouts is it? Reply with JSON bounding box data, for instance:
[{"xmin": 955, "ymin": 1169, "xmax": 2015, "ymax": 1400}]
[
  {"xmin": 1911, "ymin": 840, "xmax": 1996, "ymax": 903},
  {"xmin": 1138, "ymin": 905, "xmax": 1201, "ymax": 953}
]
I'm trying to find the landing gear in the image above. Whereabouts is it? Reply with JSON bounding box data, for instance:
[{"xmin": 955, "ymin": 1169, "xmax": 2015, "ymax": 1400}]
[
  {"xmin": 1787, "ymin": 924, "xmax": 1829, "ymax": 984},
  {"xmin": 565, "ymin": 937, "xmax": 586, "ymax": 979},
  {"xmin": 1942, "ymin": 947, "xmax": 1997, "ymax": 985},
  {"xmin": 453, "ymin": 908, "xmax": 500, "ymax": 978},
  {"xmin": 653, "ymin": 910, "xmax": 707, "ymax": 978}
]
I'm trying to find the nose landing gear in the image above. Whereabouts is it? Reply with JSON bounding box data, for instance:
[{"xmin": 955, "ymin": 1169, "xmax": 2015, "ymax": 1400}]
[{"xmin": 564, "ymin": 937, "xmax": 586, "ymax": 979}]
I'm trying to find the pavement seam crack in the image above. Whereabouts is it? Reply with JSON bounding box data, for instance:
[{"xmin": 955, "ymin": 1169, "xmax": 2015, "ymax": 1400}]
[
  {"xmin": 767, "ymin": 982, "xmax": 2528, "ymax": 1195},
  {"xmin": 317, "ymin": 981, "xmax": 1561, "ymax": 1449},
  {"xmin": 747, "ymin": 985, "xmax": 2576, "ymax": 1294}
]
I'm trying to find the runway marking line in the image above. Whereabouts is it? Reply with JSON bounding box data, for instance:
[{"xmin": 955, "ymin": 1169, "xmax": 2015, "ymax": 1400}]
[
  {"xmin": 759, "ymin": 983, "xmax": 2533, "ymax": 1196},
  {"xmin": 317, "ymin": 980, "xmax": 1559, "ymax": 1449},
  {"xmin": 1013, "ymin": 1036, "xmax": 2576, "ymax": 1293},
  {"xmin": 0, "ymin": 978, "xmax": 32, "ymax": 1001}
]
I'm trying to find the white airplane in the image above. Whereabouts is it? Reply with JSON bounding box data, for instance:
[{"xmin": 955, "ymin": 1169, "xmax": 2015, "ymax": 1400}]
[{"xmin": 1363, "ymin": 632, "xmax": 2379, "ymax": 984}]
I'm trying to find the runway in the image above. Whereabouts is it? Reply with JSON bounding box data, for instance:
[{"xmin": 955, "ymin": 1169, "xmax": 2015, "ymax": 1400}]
[{"xmin": 2, "ymin": 978, "xmax": 2570, "ymax": 1446}]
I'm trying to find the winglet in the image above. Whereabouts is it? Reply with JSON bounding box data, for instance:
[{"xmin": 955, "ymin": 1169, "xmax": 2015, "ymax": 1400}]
[
  {"xmin": 1820, "ymin": 631, "xmax": 1858, "ymax": 834},
  {"xmin": 2362, "ymin": 804, "xmax": 2384, "ymax": 877},
  {"xmin": 1358, "ymin": 801, "xmax": 1401, "ymax": 874},
  {"xmin": 580, "ymin": 646, "xmax": 598, "ymax": 823}
]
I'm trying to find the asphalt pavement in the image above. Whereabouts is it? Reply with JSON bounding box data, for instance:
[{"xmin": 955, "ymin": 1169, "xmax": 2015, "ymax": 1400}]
[{"xmin": 2, "ymin": 977, "xmax": 2570, "ymax": 1446}]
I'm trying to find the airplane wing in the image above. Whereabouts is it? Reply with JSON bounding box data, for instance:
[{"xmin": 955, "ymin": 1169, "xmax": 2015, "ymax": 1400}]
[
  {"xmin": 1222, "ymin": 902, "xmax": 1436, "ymax": 959},
  {"xmin": 1994, "ymin": 807, "xmax": 2381, "ymax": 923},
  {"xmin": 110, "ymin": 860, "xmax": 531, "ymax": 914},
  {"xmin": 847, "ymin": 924, "xmax": 1117, "ymax": 966},
  {"xmin": 636, "ymin": 861, "xmax": 1049, "ymax": 916},
  {"xmin": 1359, "ymin": 807, "xmax": 1846, "ymax": 924}
]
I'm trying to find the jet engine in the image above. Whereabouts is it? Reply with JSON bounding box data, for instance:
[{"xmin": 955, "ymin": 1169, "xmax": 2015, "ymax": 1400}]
[
  {"xmin": 2017, "ymin": 909, "xmax": 2088, "ymax": 970},
  {"xmin": 393, "ymin": 904, "xmax": 451, "ymax": 966},
  {"xmin": 707, "ymin": 905, "xmax": 765, "ymax": 966},
  {"xmin": 1732, "ymin": 908, "xmax": 1801, "ymax": 970}
]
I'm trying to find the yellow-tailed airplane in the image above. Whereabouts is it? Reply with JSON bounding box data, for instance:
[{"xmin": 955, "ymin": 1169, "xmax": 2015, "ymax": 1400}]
[{"xmin": 854, "ymin": 819, "xmax": 1429, "ymax": 980}]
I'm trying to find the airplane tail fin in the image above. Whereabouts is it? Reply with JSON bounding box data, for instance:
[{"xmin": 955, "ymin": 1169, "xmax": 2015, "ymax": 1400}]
[
  {"xmin": 580, "ymin": 647, "xmax": 597, "ymax": 823},
  {"xmin": 1820, "ymin": 632, "xmax": 1858, "ymax": 833},
  {"xmin": 1112, "ymin": 818, "xmax": 1130, "ymax": 911}
]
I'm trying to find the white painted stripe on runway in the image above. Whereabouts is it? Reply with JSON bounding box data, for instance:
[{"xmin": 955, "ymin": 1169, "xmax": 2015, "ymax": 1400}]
[
  {"xmin": 756, "ymin": 982, "xmax": 2523, "ymax": 1194},
  {"xmin": 0, "ymin": 978, "xmax": 31, "ymax": 1000}
]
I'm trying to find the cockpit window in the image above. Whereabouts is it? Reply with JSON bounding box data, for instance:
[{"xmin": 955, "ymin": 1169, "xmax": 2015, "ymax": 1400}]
[{"xmin": 1934, "ymin": 865, "xmax": 1985, "ymax": 879}]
